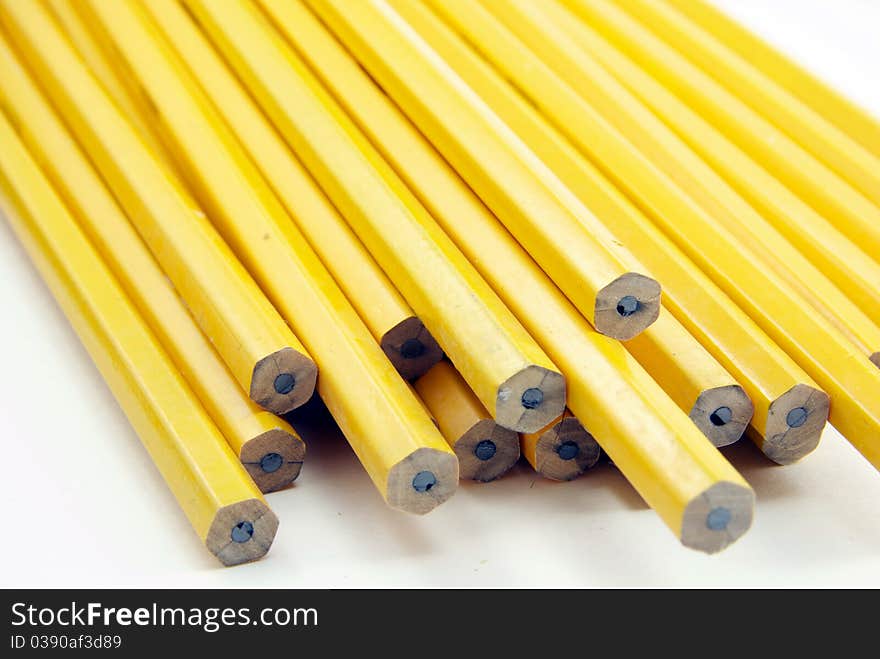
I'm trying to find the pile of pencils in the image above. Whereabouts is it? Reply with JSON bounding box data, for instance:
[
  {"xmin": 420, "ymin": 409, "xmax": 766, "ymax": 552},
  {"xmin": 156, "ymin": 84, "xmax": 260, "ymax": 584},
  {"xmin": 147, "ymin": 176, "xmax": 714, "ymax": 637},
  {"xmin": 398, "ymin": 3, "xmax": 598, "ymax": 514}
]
[{"xmin": 1, "ymin": 0, "xmax": 877, "ymax": 566}]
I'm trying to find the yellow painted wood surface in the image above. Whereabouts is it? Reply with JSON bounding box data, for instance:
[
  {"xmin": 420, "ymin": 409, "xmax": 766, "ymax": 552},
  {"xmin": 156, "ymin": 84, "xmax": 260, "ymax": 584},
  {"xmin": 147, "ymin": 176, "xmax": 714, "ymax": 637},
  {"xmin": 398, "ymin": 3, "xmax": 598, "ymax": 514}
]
[
  {"xmin": 300, "ymin": 0, "xmax": 661, "ymax": 342},
  {"xmin": 72, "ymin": 0, "xmax": 456, "ymax": 513},
  {"xmin": 543, "ymin": 1, "xmax": 880, "ymax": 333},
  {"xmin": 289, "ymin": 0, "xmax": 754, "ymax": 552},
  {"xmin": 414, "ymin": 362, "xmax": 493, "ymax": 448},
  {"xmin": 466, "ymin": 0, "xmax": 880, "ymax": 360},
  {"xmin": 185, "ymin": 0, "xmax": 564, "ymax": 433},
  {"xmin": 286, "ymin": 0, "xmax": 748, "ymax": 448},
  {"xmin": 0, "ymin": 37, "xmax": 304, "ymax": 493},
  {"xmin": 139, "ymin": 0, "xmax": 441, "ymax": 382},
  {"xmin": 626, "ymin": 0, "xmax": 880, "ymax": 208},
  {"xmin": 44, "ymin": 0, "xmax": 173, "ymax": 173},
  {"xmin": 388, "ymin": 0, "xmax": 826, "ymax": 461},
  {"xmin": 0, "ymin": 111, "xmax": 275, "ymax": 566},
  {"xmin": 0, "ymin": 0, "xmax": 315, "ymax": 415},
  {"xmin": 409, "ymin": 0, "xmax": 880, "ymax": 470},
  {"xmin": 391, "ymin": 115, "xmax": 754, "ymax": 549},
  {"xmin": 439, "ymin": 201, "xmax": 754, "ymax": 550},
  {"xmin": 666, "ymin": 0, "xmax": 880, "ymax": 160},
  {"xmin": 564, "ymin": 0, "xmax": 880, "ymax": 269}
]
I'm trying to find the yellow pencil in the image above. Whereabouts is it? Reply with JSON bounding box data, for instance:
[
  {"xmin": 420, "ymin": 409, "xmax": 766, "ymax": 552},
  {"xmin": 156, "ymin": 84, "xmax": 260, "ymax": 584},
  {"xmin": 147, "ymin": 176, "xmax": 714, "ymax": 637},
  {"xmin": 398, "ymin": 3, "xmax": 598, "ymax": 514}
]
[
  {"xmin": 625, "ymin": 0, "xmax": 880, "ymax": 208},
  {"xmin": 405, "ymin": 0, "xmax": 832, "ymax": 463},
  {"xmin": 263, "ymin": 0, "xmax": 745, "ymax": 446},
  {"xmin": 0, "ymin": 37, "xmax": 305, "ymax": 493},
  {"xmin": 0, "ymin": 0, "xmax": 317, "ymax": 416},
  {"xmin": 520, "ymin": 411, "xmax": 601, "ymax": 482},
  {"xmin": 564, "ymin": 0, "xmax": 880, "ymax": 271},
  {"xmin": 467, "ymin": 0, "xmax": 880, "ymax": 363},
  {"xmin": 445, "ymin": 211, "xmax": 755, "ymax": 551},
  {"xmin": 400, "ymin": 0, "xmax": 880, "ymax": 469},
  {"xmin": 543, "ymin": 0, "xmax": 880, "ymax": 338},
  {"xmin": 394, "ymin": 0, "xmax": 832, "ymax": 463},
  {"xmin": 284, "ymin": 0, "xmax": 763, "ymax": 453},
  {"xmin": 627, "ymin": 311, "xmax": 753, "ymax": 448},
  {"xmin": 414, "ymin": 362, "xmax": 520, "ymax": 482},
  {"xmin": 184, "ymin": 0, "xmax": 565, "ymax": 434},
  {"xmin": 0, "ymin": 111, "xmax": 277, "ymax": 566},
  {"xmin": 63, "ymin": 0, "xmax": 458, "ymax": 514},
  {"xmin": 44, "ymin": 0, "xmax": 173, "ymax": 174},
  {"xmin": 389, "ymin": 125, "xmax": 755, "ymax": 550},
  {"xmin": 667, "ymin": 0, "xmax": 880, "ymax": 160},
  {"xmin": 295, "ymin": 0, "xmax": 754, "ymax": 552},
  {"xmin": 139, "ymin": 0, "xmax": 443, "ymax": 381},
  {"xmin": 296, "ymin": 0, "xmax": 663, "ymax": 343}
]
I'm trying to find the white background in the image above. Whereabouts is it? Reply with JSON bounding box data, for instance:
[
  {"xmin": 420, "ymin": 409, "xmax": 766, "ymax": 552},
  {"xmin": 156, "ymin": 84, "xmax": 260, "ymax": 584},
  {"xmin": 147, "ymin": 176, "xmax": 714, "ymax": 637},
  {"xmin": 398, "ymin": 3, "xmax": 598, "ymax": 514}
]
[{"xmin": 1, "ymin": 1, "xmax": 879, "ymax": 587}]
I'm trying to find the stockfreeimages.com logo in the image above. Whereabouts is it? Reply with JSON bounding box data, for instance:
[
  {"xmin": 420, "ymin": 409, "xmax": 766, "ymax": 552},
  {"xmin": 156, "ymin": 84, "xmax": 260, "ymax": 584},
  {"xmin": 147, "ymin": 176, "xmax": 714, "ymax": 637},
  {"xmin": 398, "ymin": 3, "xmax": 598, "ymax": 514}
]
[{"xmin": 11, "ymin": 602, "xmax": 318, "ymax": 633}]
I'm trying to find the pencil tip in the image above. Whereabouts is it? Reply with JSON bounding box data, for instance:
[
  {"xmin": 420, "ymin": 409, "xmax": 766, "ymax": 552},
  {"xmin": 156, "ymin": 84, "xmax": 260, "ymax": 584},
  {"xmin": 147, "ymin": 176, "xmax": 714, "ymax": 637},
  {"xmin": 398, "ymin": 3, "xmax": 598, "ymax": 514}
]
[
  {"xmin": 705, "ymin": 507, "xmax": 731, "ymax": 532},
  {"xmin": 520, "ymin": 387, "xmax": 544, "ymax": 410},
  {"xmin": 709, "ymin": 406, "xmax": 733, "ymax": 427},
  {"xmin": 689, "ymin": 384, "xmax": 752, "ymax": 448},
  {"xmin": 230, "ymin": 521, "xmax": 255, "ymax": 543},
  {"xmin": 259, "ymin": 452, "xmax": 284, "ymax": 474},
  {"xmin": 760, "ymin": 383, "xmax": 829, "ymax": 465},
  {"xmin": 681, "ymin": 481, "xmax": 753, "ymax": 554},
  {"xmin": 273, "ymin": 372, "xmax": 296, "ymax": 394},
  {"xmin": 241, "ymin": 427, "xmax": 306, "ymax": 493},
  {"xmin": 400, "ymin": 337, "xmax": 426, "ymax": 359},
  {"xmin": 594, "ymin": 272, "xmax": 661, "ymax": 340},
  {"xmin": 615, "ymin": 294, "xmax": 640, "ymax": 317},
  {"xmin": 496, "ymin": 366, "xmax": 566, "ymax": 433},
  {"xmin": 474, "ymin": 440, "xmax": 497, "ymax": 461},
  {"xmin": 786, "ymin": 406, "xmax": 808, "ymax": 428},
  {"xmin": 387, "ymin": 447, "xmax": 458, "ymax": 514},
  {"xmin": 411, "ymin": 470, "xmax": 437, "ymax": 492},
  {"xmin": 207, "ymin": 499, "xmax": 279, "ymax": 566},
  {"xmin": 380, "ymin": 317, "xmax": 444, "ymax": 381},
  {"xmin": 556, "ymin": 440, "xmax": 579, "ymax": 461}
]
